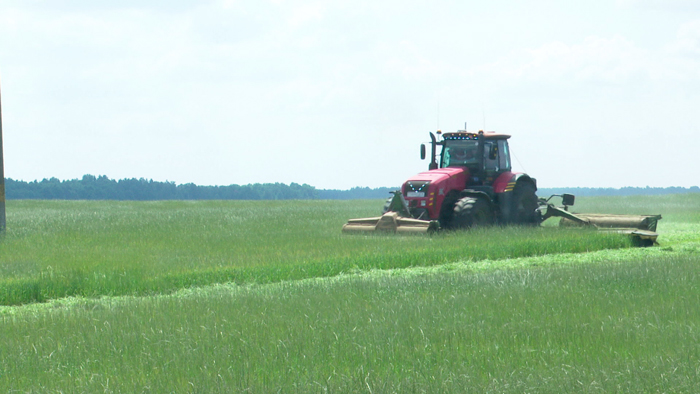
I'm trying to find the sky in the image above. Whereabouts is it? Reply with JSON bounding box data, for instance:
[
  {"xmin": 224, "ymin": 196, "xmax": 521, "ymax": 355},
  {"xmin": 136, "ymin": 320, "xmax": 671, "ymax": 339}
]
[{"xmin": 0, "ymin": 0, "xmax": 699, "ymax": 189}]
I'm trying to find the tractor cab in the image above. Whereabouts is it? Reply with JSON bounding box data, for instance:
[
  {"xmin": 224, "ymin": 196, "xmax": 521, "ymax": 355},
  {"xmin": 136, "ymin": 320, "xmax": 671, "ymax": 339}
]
[
  {"xmin": 442, "ymin": 141, "xmax": 479, "ymax": 167},
  {"xmin": 437, "ymin": 131, "xmax": 512, "ymax": 186}
]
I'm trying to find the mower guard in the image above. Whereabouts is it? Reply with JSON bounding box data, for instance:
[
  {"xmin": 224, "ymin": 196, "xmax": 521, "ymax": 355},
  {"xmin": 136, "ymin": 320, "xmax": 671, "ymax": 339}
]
[
  {"xmin": 538, "ymin": 197, "xmax": 662, "ymax": 246},
  {"xmin": 342, "ymin": 211, "xmax": 439, "ymax": 234},
  {"xmin": 342, "ymin": 191, "xmax": 439, "ymax": 234}
]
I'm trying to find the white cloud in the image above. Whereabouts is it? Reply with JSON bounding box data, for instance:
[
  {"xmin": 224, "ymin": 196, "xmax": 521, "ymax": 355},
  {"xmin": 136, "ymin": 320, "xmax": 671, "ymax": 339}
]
[
  {"xmin": 616, "ymin": 0, "xmax": 700, "ymax": 11},
  {"xmin": 2, "ymin": 1, "xmax": 700, "ymax": 188},
  {"xmin": 287, "ymin": 3, "xmax": 325, "ymax": 27},
  {"xmin": 667, "ymin": 19, "xmax": 700, "ymax": 55},
  {"xmin": 473, "ymin": 35, "xmax": 653, "ymax": 85}
]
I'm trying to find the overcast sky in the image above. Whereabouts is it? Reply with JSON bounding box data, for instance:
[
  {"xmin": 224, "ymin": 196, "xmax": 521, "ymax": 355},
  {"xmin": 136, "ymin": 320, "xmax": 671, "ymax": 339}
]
[{"xmin": 1, "ymin": 0, "xmax": 699, "ymax": 189}]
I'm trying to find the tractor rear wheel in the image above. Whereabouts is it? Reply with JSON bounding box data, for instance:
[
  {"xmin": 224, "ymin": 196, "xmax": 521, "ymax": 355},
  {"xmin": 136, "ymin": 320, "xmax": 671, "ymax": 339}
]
[
  {"xmin": 452, "ymin": 196, "xmax": 493, "ymax": 229},
  {"xmin": 512, "ymin": 182, "xmax": 539, "ymax": 225}
]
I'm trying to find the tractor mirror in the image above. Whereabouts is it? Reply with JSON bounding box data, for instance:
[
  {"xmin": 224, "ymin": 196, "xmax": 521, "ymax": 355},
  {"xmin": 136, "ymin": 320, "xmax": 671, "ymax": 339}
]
[
  {"xmin": 562, "ymin": 194, "xmax": 575, "ymax": 206},
  {"xmin": 420, "ymin": 144, "xmax": 426, "ymax": 160}
]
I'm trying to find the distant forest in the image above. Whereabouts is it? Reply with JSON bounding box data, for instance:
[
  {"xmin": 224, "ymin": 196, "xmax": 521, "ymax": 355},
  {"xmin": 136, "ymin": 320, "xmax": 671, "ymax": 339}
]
[
  {"xmin": 4, "ymin": 175, "xmax": 699, "ymax": 200},
  {"xmin": 536, "ymin": 186, "xmax": 700, "ymax": 197}
]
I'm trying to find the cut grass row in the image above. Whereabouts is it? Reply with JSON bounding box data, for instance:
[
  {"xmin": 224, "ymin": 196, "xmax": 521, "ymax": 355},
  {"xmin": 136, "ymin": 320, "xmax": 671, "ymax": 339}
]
[
  {"xmin": 0, "ymin": 199, "xmax": 634, "ymax": 305},
  {"xmin": 1, "ymin": 250, "xmax": 698, "ymax": 392}
]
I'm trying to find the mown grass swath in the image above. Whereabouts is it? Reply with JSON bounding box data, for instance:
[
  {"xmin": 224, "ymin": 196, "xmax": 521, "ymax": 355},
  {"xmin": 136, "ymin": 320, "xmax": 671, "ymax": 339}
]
[
  {"xmin": 1, "ymin": 252, "xmax": 699, "ymax": 392},
  {"xmin": 0, "ymin": 200, "xmax": 631, "ymax": 305}
]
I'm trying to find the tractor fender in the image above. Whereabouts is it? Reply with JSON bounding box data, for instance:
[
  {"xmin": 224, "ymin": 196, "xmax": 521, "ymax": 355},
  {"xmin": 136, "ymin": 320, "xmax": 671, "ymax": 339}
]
[{"xmin": 492, "ymin": 172, "xmax": 537, "ymax": 194}]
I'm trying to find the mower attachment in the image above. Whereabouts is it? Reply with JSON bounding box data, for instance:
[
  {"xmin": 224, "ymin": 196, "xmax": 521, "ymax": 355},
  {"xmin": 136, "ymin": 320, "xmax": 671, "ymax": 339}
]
[
  {"xmin": 538, "ymin": 194, "xmax": 662, "ymax": 246},
  {"xmin": 342, "ymin": 212, "xmax": 439, "ymax": 234},
  {"xmin": 342, "ymin": 191, "xmax": 439, "ymax": 234}
]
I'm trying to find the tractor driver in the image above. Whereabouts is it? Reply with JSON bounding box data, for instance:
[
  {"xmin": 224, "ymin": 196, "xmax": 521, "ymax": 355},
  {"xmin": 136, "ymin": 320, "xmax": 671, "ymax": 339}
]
[{"xmin": 447, "ymin": 145, "xmax": 477, "ymax": 166}]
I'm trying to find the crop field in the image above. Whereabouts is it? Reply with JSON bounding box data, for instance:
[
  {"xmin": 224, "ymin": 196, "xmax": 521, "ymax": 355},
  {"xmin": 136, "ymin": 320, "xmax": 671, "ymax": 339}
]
[
  {"xmin": 1, "ymin": 193, "xmax": 699, "ymax": 392},
  {"xmin": 0, "ymin": 199, "xmax": 635, "ymax": 306}
]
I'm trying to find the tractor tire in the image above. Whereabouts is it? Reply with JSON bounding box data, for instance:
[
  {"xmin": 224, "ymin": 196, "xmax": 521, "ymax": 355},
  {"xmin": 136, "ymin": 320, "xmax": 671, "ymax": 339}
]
[
  {"xmin": 452, "ymin": 196, "xmax": 494, "ymax": 229},
  {"xmin": 382, "ymin": 196, "xmax": 394, "ymax": 213},
  {"xmin": 438, "ymin": 192, "xmax": 460, "ymax": 229},
  {"xmin": 511, "ymin": 181, "xmax": 539, "ymax": 225}
]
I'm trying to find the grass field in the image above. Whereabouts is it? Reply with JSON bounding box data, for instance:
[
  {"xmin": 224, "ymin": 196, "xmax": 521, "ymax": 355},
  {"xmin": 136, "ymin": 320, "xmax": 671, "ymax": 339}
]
[
  {"xmin": 0, "ymin": 199, "xmax": 632, "ymax": 306},
  {"xmin": 1, "ymin": 194, "xmax": 699, "ymax": 392}
]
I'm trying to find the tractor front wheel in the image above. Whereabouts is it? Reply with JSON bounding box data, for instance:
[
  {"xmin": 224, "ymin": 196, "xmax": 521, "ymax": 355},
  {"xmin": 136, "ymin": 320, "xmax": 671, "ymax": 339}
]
[
  {"xmin": 438, "ymin": 192, "xmax": 460, "ymax": 229},
  {"xmin": 382, "ymin": 196, "xmax": 393, "ymax": 214},
  {"xmin": 452, "ymin": 196, "xmax": 494, "ymax": 229}
]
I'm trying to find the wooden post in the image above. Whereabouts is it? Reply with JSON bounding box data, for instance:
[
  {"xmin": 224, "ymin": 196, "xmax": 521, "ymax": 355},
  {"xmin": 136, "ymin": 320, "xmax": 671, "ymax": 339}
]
[{"xmin": 0, "ymin": 77, "xmax": 5, "ymax": 234}]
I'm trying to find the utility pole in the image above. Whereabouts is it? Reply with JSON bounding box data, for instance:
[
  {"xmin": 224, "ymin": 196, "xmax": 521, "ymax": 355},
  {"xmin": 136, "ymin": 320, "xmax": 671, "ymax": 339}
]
[{"xmin": 0, "ymin": 77, "xmax": 6, "ymax": 234}]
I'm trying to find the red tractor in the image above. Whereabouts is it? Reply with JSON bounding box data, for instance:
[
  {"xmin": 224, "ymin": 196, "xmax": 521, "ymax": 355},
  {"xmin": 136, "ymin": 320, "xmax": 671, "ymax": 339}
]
[
  {"xmin": 344, "ymin": 129, "xmax": 540, "ymax": 232},
  {"xmin": 343, "ymin": 128, "xmax": 662, "ymax": 247}
]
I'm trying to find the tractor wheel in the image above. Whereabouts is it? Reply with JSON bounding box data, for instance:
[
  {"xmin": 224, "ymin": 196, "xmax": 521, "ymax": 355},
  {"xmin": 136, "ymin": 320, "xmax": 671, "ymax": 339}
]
[
  {"xmin": 438, "ymin": 192, "xmax": 460, "ymax": 229},
  {"xmin": 452, "ymin": 196, "xmax": 494, "ymax": 229},
  {"xmin": 382, "ymin": 196, "xmax": 394, "ymax": 213},
  {"xmin": 511, "ymin": 182, "xmax": 539, "ymax": 225}
]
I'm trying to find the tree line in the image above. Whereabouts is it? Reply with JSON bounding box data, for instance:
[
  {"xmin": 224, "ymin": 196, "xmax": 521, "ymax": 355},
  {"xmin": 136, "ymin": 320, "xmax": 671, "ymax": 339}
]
[
  {"xmin": 5, "ymin": 175, "xmax": 319, "ymax": 200},
  {"xmin": 4, "ymin": 175, "xmax": 699, "ymax": 200},
  {"xmin": 537, "ymin": 186, "xmax": 700, "ymax": 197}
]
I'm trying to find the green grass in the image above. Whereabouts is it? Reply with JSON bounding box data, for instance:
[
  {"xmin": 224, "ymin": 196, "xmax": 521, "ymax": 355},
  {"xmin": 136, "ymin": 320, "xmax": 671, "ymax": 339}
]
[
  {"xmin": 1, "ymin": 251, "xmax": 699, "ymax": 392},
  {"xmin": 1, "ymin": 194, "xmax": 699, "ymax": 392},
  {"xmin": 0, "ymin": 199, "xmax": 632, "ymax": 305}
]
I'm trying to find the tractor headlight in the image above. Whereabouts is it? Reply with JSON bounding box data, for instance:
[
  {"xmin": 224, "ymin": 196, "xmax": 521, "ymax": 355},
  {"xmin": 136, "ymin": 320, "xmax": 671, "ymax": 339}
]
[{"xmin": 405, "ymin": 180, "xmax": 430, "ymax": 198}]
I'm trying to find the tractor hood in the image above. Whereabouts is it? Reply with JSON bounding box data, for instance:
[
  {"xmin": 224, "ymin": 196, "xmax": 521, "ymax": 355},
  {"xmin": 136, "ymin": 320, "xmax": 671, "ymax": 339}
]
[
  {"xmin": 402, "ymin": 167, "xmax": 468, "ymax": 220},
  {"xmin": 404, "ymin": 167, "xmax": 467, "ymax": 185},
  {"xmin": 403, "ymin": 167, "xmax": 467, "ymax": 198}
]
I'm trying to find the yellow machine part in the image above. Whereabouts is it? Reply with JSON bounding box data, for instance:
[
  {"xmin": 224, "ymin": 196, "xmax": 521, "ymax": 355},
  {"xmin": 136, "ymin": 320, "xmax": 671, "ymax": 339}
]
[
  {"xmin": 560, "ymin": 213, "xmax": 661, "ymax": 232},
  {"xmin": 342, "ymin": 212, "xmax": 438, "ymax": 234},
  {"xmin": 559, "ymin": 213, "xmax": 662, "ymax": 246}
]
